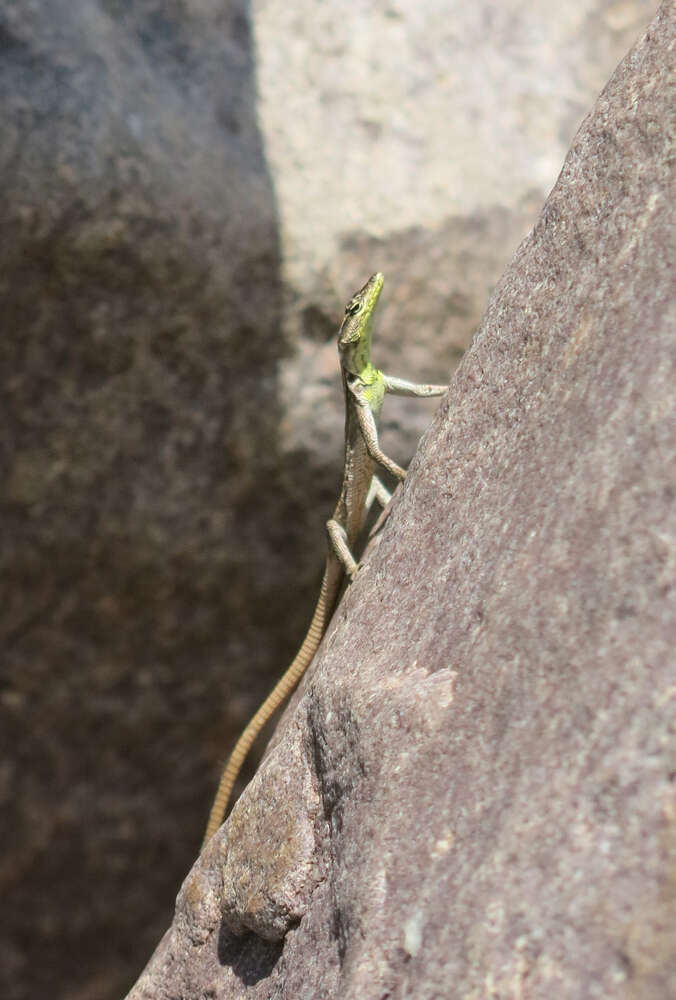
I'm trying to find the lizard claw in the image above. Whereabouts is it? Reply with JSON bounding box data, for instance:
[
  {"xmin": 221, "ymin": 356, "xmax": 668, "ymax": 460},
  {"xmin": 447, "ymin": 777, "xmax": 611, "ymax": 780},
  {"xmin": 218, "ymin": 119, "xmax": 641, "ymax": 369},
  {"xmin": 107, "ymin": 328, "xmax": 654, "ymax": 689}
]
[{"xmin": 348, "ymin": 561, "xmax": 363, "ymax": 581}]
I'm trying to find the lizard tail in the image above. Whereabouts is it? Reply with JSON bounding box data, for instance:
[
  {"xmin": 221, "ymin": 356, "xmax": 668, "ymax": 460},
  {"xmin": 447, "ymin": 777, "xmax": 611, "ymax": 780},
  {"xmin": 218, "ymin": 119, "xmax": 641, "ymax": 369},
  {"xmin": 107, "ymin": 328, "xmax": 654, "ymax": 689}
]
[{"xmin": 202, "ymin": 568, "xmax": 334, "ymax": 846}]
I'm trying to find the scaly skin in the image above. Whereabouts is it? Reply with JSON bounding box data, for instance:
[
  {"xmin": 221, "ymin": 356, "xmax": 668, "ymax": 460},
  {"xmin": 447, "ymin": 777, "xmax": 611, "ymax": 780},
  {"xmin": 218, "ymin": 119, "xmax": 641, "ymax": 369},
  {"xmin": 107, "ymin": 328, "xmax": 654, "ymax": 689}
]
[{"xmin": 203, "ymin": 273, "xmax": 447, "ymax": 846}]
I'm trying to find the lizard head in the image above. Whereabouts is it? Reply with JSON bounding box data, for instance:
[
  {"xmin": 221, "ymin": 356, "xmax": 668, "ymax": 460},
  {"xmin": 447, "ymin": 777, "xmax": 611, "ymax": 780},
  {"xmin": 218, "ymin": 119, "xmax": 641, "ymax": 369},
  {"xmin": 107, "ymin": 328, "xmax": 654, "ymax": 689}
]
[{"xmin": 338, "ymin": 272, "xmax": 384, "ymax": 375}]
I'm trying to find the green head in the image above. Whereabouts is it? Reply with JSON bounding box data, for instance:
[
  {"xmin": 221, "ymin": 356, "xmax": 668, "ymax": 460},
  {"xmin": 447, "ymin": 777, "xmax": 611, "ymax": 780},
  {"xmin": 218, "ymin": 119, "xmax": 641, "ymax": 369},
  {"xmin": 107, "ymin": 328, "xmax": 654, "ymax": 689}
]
[{"xmin": 338, "ymin": 272, "xmax": 384, "ymax": 376}]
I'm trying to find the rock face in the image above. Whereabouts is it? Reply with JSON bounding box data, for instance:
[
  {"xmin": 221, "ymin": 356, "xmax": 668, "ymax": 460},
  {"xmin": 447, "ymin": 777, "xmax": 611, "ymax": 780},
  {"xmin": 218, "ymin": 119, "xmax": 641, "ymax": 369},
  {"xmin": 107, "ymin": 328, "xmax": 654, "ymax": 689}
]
[
  {"xmin": 0, "ymin": 2, "xmax": 664, "ymax": 999},
  {"xmin": 0, "ymin": 4, "xmax": 283, "ymax": 999},
  {"xmin": 128, "ymin": 5, "xmax": 675, "ymax": 998}
]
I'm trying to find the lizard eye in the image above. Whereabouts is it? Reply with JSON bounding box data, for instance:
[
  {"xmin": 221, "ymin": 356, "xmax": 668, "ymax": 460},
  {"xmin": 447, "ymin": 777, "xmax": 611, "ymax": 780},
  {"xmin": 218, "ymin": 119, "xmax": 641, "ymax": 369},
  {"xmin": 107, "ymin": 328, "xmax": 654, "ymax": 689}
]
[{"xmin": 345, "ymin": 299, "xmax": 362, "ymax": 316}]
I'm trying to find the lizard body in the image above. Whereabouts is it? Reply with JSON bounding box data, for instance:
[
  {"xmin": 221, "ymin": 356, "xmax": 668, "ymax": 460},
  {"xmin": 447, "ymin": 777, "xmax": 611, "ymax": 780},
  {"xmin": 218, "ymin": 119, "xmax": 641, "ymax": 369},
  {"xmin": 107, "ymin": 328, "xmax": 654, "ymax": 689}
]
[{"xmin": 203, "ymin": 272, "xmax": 446, "ymax": 845}]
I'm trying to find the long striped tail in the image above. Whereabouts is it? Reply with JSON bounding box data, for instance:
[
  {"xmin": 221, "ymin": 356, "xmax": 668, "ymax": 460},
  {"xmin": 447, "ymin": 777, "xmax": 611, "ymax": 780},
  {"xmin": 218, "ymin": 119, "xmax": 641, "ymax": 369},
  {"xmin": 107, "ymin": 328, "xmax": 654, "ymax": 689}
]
[{"xmin": 202, "ymin": 569, "xmax": 335, "ymax": 846}]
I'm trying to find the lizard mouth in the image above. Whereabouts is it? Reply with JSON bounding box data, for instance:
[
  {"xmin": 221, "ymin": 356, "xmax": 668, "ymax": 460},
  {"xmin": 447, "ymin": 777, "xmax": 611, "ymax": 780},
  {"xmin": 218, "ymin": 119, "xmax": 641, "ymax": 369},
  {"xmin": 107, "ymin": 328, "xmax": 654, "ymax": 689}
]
[
  {"xmin": 338, "ymin": 326, "xmax": 362, "ymax": 347},
  {"xmin": 337, "ymin": 272, "xmax": 384, "ymax": 349}
]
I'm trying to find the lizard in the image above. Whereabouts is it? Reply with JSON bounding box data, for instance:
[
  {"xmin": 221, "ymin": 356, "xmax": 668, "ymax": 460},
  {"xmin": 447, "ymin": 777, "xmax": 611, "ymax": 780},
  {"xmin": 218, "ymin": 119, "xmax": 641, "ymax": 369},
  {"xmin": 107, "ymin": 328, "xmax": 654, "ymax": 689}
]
[{"xmin": 203, "ymin": 271, "xmax": 447, "ymax": 846}]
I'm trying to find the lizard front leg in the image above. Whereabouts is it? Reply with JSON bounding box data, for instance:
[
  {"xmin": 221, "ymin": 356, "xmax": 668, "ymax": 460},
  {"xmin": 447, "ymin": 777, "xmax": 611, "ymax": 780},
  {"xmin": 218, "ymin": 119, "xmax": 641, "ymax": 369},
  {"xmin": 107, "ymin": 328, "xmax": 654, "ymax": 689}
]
[
  {"xmin": 348, "ymin": 380, "xmax": 407, "ymax": 480},
  {"xmin": 382, "ymin": 374, "xmax": 448, "ymax": 398}
]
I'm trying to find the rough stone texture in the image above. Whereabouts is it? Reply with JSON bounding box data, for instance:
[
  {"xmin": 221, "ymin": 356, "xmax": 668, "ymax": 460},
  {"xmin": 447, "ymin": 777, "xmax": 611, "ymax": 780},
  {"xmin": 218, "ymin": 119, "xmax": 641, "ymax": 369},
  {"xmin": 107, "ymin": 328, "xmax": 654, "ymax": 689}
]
[
  {"xmin": 219, "ymin": 723, "xmax": 322, "ymax": 942},
  {"xmin": 0, "ymin": 2, "xmax": 663, "ymax": 1000},
  {"xmin": 264, "ymin": 0, "xmax": 656, "ymax": 386},
  {"xmin": 255, "ymin": 0, "xmax": 656, "ymax": 283},
  {"xmin": 0, "ymin": 4, "xmax": 285, "ymax": 999},
  {"xmin": 128, "ymin": 5, "xmax": 675, "ymax": 998},
  {"xmin": 272, "ymin": 0, "xmax": 656, "ymax": 468}
]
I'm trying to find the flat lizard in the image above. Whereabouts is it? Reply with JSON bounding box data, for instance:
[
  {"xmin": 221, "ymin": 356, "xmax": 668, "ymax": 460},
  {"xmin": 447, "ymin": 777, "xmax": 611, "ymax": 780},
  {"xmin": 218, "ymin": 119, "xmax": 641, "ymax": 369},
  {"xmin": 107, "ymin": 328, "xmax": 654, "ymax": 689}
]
[{"xmin": 203, "ymin": 272, "xmax": 447, "ymax": 845}]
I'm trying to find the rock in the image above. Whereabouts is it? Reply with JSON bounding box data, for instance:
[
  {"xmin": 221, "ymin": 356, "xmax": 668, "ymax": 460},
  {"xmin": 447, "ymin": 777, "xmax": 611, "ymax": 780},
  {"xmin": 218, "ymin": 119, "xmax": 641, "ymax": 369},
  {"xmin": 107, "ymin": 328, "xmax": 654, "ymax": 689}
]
[
  {"xmin": 271, "ymin": 0, "xmax": 657, "ymax": 465},
  {"xmin": 218, "ymin": 724, "xmax": 321, "ymax": 942},
  {"xmin": 127, "ymin": 4, "xmax": 675, "ymax": 997},
  {"xmin": 0, "ymin": 1, "xmax": 662, "ymax": 998},
  {"xmin": 0, "ymin": 3, "xmax": 284, "ymax": 997}
]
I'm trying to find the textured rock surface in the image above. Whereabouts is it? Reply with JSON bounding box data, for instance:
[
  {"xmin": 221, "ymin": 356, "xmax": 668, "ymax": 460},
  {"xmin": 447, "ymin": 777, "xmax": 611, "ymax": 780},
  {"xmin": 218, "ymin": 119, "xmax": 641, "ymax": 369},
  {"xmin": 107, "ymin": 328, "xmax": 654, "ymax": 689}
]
[
  {"xmin": 255, "ymin": 0, "xmax": 656, "ymax": 292},
  {"xmin": 0, "ymin": 4, "xmax": 284, "ymax": 998},
  {"xmin": 0, "ymin": 1, "xmax": 663, "ymax": 999},
  {"xmin": 128, "ymin": 5, "xmax": 675, "ymax": 998},
  {"xmin": 271, "ymin": 0, "xmax": 656, "ymax": 466}
]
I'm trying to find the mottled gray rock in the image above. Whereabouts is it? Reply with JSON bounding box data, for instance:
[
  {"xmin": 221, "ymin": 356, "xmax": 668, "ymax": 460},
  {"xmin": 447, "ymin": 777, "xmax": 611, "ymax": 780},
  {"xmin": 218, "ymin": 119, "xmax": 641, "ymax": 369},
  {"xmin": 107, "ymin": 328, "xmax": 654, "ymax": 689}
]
[
  {"xmin": 128, "ymin": 5, "xmax": 675, "ymax": 998},
  {"xmin": 0, "ymin": 3, "xmax": 284, "ymax": 998}
]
